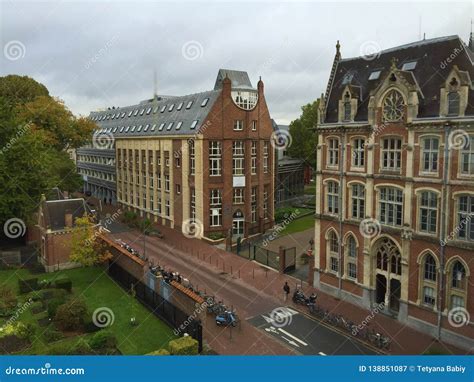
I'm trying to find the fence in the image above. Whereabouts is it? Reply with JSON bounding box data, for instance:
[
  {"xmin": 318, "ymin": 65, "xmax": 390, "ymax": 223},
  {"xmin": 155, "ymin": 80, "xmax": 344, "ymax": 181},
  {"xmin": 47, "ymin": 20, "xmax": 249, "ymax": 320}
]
[{"xmin": 108, "ymin": 262, "xmax": 203, "ymax": 353}]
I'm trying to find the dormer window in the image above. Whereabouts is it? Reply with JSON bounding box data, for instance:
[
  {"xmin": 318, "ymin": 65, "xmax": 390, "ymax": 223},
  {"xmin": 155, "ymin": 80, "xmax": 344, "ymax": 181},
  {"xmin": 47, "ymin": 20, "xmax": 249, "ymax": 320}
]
[
  {"xmin": 343, "ymin": 92, "xmax": 351, "ymax": 121},
  {"xmin": 401, "ymin": 61, "xmax": 417, "ymax": 71},
  {"xmin": 369, "ymin": 70, "xmax": 381, "ymax": 80},
  {"xmin": 382, "ymin": 90, "xmax": 405, "ymax": 122}
]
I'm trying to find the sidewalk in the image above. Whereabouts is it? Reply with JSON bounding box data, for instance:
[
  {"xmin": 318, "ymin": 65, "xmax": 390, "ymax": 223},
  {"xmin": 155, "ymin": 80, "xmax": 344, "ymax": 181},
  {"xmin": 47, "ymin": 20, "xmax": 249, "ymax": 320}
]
[{"xmin": 110, "ymin": 221, "xmax": 470, "ymax": 355}]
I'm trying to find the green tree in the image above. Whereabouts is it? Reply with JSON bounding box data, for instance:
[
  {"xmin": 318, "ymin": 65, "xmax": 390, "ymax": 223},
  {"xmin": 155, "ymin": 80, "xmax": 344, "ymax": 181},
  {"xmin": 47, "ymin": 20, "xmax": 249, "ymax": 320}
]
[
  {"xmin": 69, "ymin": 215, "xmax": 112, "ymax": 267},
  {"xmin": 0, "ymin": 75, "xmax": 95, "ymax": 224},
  {"xmin": 287, "ymin": 99, "xmax": 319, "ymax": 169}
]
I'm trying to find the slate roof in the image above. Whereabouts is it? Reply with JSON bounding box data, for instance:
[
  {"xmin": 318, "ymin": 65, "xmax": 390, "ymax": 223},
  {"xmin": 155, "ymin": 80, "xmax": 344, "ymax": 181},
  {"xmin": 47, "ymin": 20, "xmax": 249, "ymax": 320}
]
[
  {"xmin": 89, "ymin": 90, "xmax": 220, "ymax": 138},
  {"xmin": 89, "ymin": 69, "xmax": 256, "ymax": 138},
  {"xmin": 324, "ymin": 35, "xmax": 474, "ymax": 123},
  {"xmin": 214, "ymin": 69, "xmax": 254, "ymax": 90},
  {"xmin": 41, "ymin": 198, "xmax": 92, "ymax": 231}
]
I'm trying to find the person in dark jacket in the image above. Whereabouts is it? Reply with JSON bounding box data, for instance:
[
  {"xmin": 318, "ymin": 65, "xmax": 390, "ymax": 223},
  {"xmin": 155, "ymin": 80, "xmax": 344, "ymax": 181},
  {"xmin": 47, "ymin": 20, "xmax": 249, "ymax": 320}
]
[{"xmin": 283, "ymin": 281, "xmax": 290, "ymax": 302}]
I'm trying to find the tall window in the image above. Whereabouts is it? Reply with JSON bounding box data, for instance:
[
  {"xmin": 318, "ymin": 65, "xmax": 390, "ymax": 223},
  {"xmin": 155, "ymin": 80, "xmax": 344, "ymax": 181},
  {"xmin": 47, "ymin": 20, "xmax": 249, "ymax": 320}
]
[
  {"xmin": 189, "ymin": 140, "xmax": 195, "ymax": 175},
  {"xmin": 164, "ymin": 175, "xmax": 170, "ymax": 192},
  {"xmin": 381, "ymin": 137, "xmax": 402, "ymax": 171},
  {"xmin": 447, "ymin": 92, "xmax": 460, "ymax": 116},
  {"xmin": 382, "ymin": 90, "xmax": 405, "ymax": 122},
  {"xmin": 421, "ymin": 137, "xmax": 439, "ymax": 173},
  {"xmin": 251, "ymin": 187, "xmax": 257, "ymax": 223},
  {"xmin": 379, "ymin": 187, "xmax": 403, "ymax": 226},
  {"xmin": 346, "ymin": 235, "xmax": 357, "ymax": 279},
  {"xmin": 419, "ymin": 191, "xmax": 437, "ymax": 234},
  {"xmin": 233, "ymin": 141, "xmax": 245, "ymax": 175},
  {"xmin": 449, "ymin": 261, "xmax": 466, "ymax": 309},
  {"xmin": 421, "ymin": 254, "xmax": 437, "ymax": 307},
  {"xmin": 343, "ymin": 92, "xmax": 351, "ymax": 121},
  {"xmin": 209, "ymin": 189, "xmax": 222, "ymax": 226},
  {"xmin": 263, "ymin": 142, "xmax": 269, "ymax": 173},
  {"xmin": 251, "ymin": 141, "xmax": 257, "ymax": 175},
  {"xmin": 351, "ymin": 184, "xmax": 365, "ymax": 219},
  {"xmin": 460, "ymin": 136, "xmax": 474, "ymax": 175},
  {"xmin": 165, "ymin": 199, "xmax": 170, "ymax": 217},
  {"xmin": 457, "ymin": 195, "xmax": 474, "ymax": 241},
  {"xmin": 209, "ymin": 141, "xmax": 222, "ymax": 176},
  {"xmin": 352, "ymin": 138, "xmax": 365, "ymax": 167},
  {"xmin": 327, "ymin": 138, "xmax": 339, "ymax": 167},
  {"xmin": 328, "ymin": 231, "xmax": 339, "ymax": 273},
  {"xmin": 327, "ymin": 181, "xmax": 339, "ymax": 214}
]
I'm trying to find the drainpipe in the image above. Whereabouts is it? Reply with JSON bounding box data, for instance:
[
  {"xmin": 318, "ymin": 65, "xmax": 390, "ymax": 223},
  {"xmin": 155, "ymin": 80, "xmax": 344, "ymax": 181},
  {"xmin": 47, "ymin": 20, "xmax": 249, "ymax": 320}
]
[
  {"xmin": 338, "ymin": 129, "xmax": 345, "ymax": 298},
  {"xmin": 437, "ymin": 123, "xmax": 450, "ymax": 340}
]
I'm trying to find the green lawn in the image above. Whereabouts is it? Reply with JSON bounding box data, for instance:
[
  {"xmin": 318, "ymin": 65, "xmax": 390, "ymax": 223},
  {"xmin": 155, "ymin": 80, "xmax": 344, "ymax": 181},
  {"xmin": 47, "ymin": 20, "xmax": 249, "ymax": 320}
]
[
  {"xmin": 279, "ymin": 213, "xmax": 315, "ymax": 236},
  {"xmin": 0, "ymin": 266, "xmax": 175, "ymax": 355}
]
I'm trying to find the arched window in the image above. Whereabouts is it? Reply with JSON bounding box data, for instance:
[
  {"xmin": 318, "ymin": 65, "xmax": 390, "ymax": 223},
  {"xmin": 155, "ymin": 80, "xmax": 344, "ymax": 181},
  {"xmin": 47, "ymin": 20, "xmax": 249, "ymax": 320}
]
[
  {"xmin": 382, "ymin": 90, "xmax": 405, "ymax": 122},
  {"xmin": 447, "ymin": 260, "xmax": 467, "ymax": 310},
  {"xmin": 447, "ymin": 92, "xmax": 460, "ymax": 116},
  {"xmin": 451, "ymin": 261, "xmax": 466, "ymax": 289},
  {"xmin": 424, "ymin": 254, "xmax": 437, "ymax": 281},
  {"xmin": 420, "ymin": 253, "xmax": 437, "ymax": 307},
  {"xmin": 345, "ymin": 235, "xmax": 357, "ymax": 279},
  {"xmin": 327, "ymin": 230, "xmax": 339, "ymax": 274}
]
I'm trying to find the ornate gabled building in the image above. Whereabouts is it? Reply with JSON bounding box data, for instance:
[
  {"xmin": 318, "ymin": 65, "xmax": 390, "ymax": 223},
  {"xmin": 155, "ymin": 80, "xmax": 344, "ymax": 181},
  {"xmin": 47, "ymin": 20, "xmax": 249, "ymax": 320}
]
[
  {"xmin": 79, "ymin": 69, "xmax": 275, "ymax": 240},
  {"xmin": 314, "ymin": 35, "xmax": 474, "ymax": 349}
]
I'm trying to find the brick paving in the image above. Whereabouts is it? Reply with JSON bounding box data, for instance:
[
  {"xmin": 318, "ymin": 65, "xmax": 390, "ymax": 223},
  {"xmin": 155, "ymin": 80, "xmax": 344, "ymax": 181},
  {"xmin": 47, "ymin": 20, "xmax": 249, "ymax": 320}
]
[{"xmin": 108, "ymin": 220, "xmax": 471, "ymax": 355}]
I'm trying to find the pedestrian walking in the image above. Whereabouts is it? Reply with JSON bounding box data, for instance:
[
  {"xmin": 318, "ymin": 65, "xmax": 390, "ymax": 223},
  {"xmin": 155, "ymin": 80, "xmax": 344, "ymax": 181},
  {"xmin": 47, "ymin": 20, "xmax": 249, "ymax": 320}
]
[{"xmin": 283, "ymin": 281, "xmax": 290, "ymax": 302}]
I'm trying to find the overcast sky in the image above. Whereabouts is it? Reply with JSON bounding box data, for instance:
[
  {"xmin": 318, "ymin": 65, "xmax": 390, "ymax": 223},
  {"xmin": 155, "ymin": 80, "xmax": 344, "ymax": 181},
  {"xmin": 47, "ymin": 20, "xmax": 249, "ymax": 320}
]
[{"xmin": 1, "ymin": 1, "xmax": 472, "ymax": 124}]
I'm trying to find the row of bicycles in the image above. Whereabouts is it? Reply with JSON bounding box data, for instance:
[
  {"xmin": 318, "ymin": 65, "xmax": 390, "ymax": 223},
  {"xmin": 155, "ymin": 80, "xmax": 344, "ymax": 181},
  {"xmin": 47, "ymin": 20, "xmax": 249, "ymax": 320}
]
[
  {"xmin": 293, "ymin": 289, "xmax": 391, "ymax": 351},
  {"xmin": 148, "ymin": 262, "xmax": 240, "ymax": 328}
]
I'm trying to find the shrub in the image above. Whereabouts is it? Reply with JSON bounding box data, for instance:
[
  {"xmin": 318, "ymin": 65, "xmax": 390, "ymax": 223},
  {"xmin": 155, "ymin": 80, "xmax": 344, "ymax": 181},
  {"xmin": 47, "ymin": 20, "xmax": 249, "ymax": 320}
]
[
  {"xmin": 274, "ymin": 207, "xmax": 299, "ymax": 223},
  {"xmin": 18, "ymin": 278, "xmax": 39, "ymax": 294},
  {"xmin": 168, "ymin": 336, "xmax": 198, "ymax": 355},
  {"xmin": 147, "ymin": 349, "xmax": 170, "ymax": 355},
  {"xmin": 47, "ymin": 297, "xmax": 66, "ymax": 319},
  {"xmin": 1, "ymin": 322, "xmax": 35, "ymax": 342},
  {"xmin": 43, "ymin": 328, "xmax": 63, "ymax": 342},
  {"xmin": 38, "ymin": 279, "xmax": 52, "ymax": 289},
  {"xmin": 29, "ymin": 262, "xmax": 46, "ymax": 275},
  {"xmin": 83, "ymin": 319, "xmax": 102, "ymax": 333},
  {"xmin": 72, "ymin": 338, "xmax": 94, "ymax": 355},
  {"xmin": 208, "ymin": 232, "xmax": 225, "ymax": 241},
  {"xmin": 54, "ymin": 276, "xmax": 72, "ymax": 293},
  {"xmin": 88, "ymin": 330, "xmax": 117, "ymax": 351},
  {"xmin": 54, "ymin": 298, "xmax": 88, "ymax": 331},
  {"xmin": 0, "ymin": 286, "xmax": 17, "ymax": 315}
]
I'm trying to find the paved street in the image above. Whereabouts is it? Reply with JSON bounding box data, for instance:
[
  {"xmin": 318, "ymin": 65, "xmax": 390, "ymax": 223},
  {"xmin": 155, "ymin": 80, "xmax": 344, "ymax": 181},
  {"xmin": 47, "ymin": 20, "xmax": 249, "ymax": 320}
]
[
  {"xmin": 106, "ymin": 220, "xmax": 469, "ymax": 355},
  {"xmin": 248, "ymin": 307, "xmax": 376, "ymax": 355}
]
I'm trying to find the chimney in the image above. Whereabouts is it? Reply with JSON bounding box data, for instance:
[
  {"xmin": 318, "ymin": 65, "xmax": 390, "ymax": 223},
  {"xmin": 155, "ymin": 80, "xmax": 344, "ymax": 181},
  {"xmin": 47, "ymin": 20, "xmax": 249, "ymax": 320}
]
[
  {"xmin": 222, "ymin": 75, "xmax": 232, "ymax": 97},
  {"xmin": 257, "ymin": 76, "xmax": 264, "ymax": 96}
]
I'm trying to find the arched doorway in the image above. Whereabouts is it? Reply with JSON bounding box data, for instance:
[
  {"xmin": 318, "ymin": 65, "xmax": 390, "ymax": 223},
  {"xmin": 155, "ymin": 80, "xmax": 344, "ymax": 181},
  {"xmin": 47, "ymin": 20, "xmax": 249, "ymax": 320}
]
[
  {"xmin": 374, "ymin": 237, "xmax": 402, "ymax": 312},
  {"xmin": 232, "ymin": 210, "xmax": 244, "ymax": 238}
]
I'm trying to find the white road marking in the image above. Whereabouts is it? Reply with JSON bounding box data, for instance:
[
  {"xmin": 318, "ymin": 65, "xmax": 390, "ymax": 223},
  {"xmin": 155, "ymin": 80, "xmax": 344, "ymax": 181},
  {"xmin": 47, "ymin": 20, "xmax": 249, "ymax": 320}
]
[
  {"xmin": 277, "ymin": 328, "xmax": 308, "ymax": 346},
  {"xmin": 281, "ymin": 336, "xmax": 300, "ymax": 348}
]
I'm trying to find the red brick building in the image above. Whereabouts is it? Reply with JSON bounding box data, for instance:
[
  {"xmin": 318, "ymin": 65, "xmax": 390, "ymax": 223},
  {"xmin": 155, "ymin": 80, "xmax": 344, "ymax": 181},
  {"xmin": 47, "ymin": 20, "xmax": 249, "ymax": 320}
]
[
  {"xmin": 100, "ymin": 69, "xmax": 276, "ymax": 241},
  {"xmin": 314, "ymin": 35, "xmax": 474, "ymax": 349},
  {"xmin": 38, "ymin": 194, "xmax": 97, "ymax": 272}
]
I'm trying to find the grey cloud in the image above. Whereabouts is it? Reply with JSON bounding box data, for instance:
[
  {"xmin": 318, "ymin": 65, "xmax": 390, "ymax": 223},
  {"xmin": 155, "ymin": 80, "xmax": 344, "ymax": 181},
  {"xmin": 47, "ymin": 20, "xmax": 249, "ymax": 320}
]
[{"xmin": 1, "ymin": 1, "xmax": 472, "ymax": 124}]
